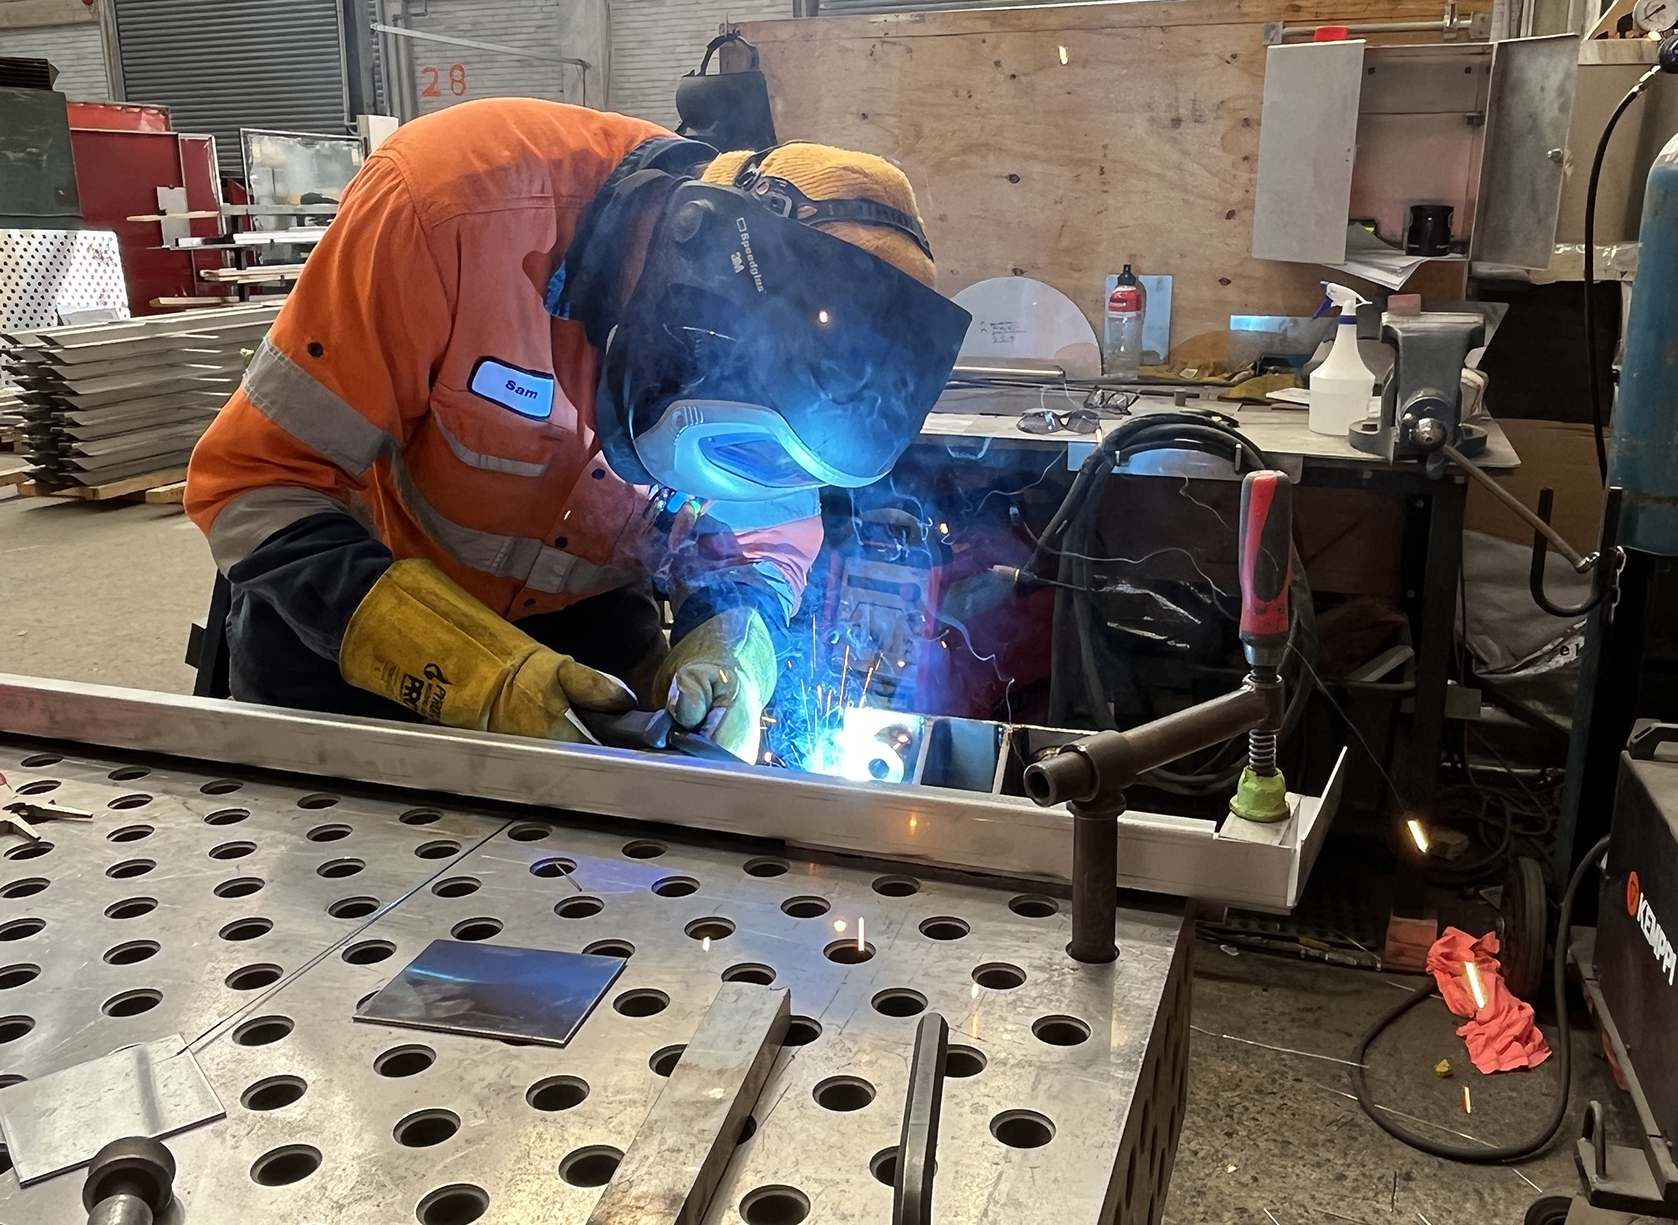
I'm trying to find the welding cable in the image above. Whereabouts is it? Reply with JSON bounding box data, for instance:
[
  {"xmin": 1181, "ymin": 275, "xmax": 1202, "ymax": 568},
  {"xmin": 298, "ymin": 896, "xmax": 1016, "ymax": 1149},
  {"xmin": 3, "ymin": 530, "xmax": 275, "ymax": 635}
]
[
  {"xmin": 1583, "ymin": 55, "xmax": 1673, "ymax": 481},
  {"xmin": 1347, "ymin": 834, "xmax": 1610, "ymax": 1163}
]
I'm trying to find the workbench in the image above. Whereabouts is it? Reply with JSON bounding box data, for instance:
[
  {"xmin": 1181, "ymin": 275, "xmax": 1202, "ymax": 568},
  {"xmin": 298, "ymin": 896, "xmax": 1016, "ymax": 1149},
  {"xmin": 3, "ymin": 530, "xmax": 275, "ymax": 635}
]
[{"xmin": 916, "ymin": 396, "xmax": 1520, "ymax": 811}]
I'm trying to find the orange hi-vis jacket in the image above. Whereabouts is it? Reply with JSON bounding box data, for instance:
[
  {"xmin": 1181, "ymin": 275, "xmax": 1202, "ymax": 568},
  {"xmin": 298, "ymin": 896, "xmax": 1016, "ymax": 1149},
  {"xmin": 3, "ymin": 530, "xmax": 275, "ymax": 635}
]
[{"xmin": 186, "ymin": 99, "xmax": 822, "ymax": 633}]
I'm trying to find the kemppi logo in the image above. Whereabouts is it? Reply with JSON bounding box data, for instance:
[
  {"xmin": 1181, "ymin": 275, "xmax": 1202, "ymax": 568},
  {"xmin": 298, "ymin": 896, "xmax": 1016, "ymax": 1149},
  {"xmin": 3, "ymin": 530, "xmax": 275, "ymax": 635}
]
[{"xmin": 1628, "ymin": 870, "xmax": 1677, "ymax": 986}]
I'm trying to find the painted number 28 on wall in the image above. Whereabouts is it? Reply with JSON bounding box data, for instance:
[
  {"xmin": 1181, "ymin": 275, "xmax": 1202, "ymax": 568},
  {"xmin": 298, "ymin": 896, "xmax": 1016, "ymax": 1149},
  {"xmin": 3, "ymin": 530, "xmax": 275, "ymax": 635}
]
[{"xmin": 419, "ymin": 64, "xmax": 468, "ymax": 97}]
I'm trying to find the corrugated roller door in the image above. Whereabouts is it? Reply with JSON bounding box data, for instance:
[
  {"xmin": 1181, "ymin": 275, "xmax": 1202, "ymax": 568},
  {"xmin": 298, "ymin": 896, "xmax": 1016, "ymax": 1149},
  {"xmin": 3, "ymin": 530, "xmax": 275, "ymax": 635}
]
[{"xmin": 113, "ymin": 0, "xmax": 348, "ymax": 178}]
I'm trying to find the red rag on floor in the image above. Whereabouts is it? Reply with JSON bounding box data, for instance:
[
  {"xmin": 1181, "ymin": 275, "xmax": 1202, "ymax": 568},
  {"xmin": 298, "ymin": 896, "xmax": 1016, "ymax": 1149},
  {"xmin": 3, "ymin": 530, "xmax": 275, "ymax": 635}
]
[{"xmin": 1425, "ymin": 927, "xmax": 1551, "ymax": 1074}]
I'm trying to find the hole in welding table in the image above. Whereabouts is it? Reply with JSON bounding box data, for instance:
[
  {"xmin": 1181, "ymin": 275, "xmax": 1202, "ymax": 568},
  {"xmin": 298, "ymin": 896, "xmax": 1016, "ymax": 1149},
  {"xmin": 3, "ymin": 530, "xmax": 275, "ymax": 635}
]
[
  {"xmin": 233, "ymin": 1015, "xmax": 294, "ymax": 1046},
  {"xmin": 622, "ymin": 839, "xmax": 667, "ymax": 859},
  {"xmin": 105, "ymin": 897, "xmax": 156, "ymax": 919},
  {"xmin": 740, "ymin": 1185, "xmax": 811, "ymax": 1225},
  {"xmin": 200, "ymin": 779, "xmax": 242, "ymax": 795},
  {"xmin": 559, "ymin": 1145, "xmax": 623, "ymax": 1188},
  {"xmin": 451, "ymin": 917, "xmax": 502, "ymax": 942},
  {"xmin": 990, "ymin": 1109, "xmax": 1055, "ymax": 1149},
  {"xmin": 527, "ymin": 1075, "xmax": 589, "ymax": 1110},
  {"xmin": 241, "ymin": 1075, "xmax": 306, "ymax": 1111},
  {"xmin": 872, "ymin": 875, "xmax": 920, "ymax": 897},
  {"xmin": 613, "ymin": 989, "xmax": 669, "ymax": 1018},
  {"xmin": 15, "ymin": 781, "xmax": 57, "ymax": 796},
  {"xmin": 780, "ymin": 896, "xmax": 829, "ymax": 919},
  {"xmin": 531, "ymin": 857, "xmax": 577, "ymax": 878},
  {"xmin": 317, "ymin": 858, "xmax": 366, "ymax": 878},
  {"xmin": 108, "ymin": 766, "xmax": 150, "ymax": 782},
  {"xmin": 651, "ymin": 875, "xmax": 700, "ymax": 897},
  {"xmin": 555, "ymin": 896, "xmax": 604, "ymax": 919},
  {"xmin": 395, "ymin": 1109, "xmax": 460, "ymax": 1148},
  {"xmin": 722, "ymin": 962, "xmax": 775, "ymax": 985},
  {"xmin": 782, "ymin": 1016, "xmax": 822, "ymax": 1046},
  {"xmin": 824, "ymin": 939, "xmax": 875, "ymax": 965},
  {"xmin": 328, "ymin": 896, "xmax": 379, "ymax": 919},
  {"xmin": 918, "ymin": 916, "xmax": 970, "ymax": 941},
  {"xmin": 376, "ymin": 1044, "xmax": 436, "ymax": 1077},
  {"xmin": 685, "ymin": 917, "xmax": 734, "ymax": 941},
  {"xmin": 744, "ymin": 857, "xmax": 789, "ymax": 877},
  {"xmin": 583, "ymin": 939, "xmax": 634, "ymax": 958},
  {"xmin": 946, "ymin": 1045, "xmax": 988, "ymax": 1077},
  {"xmin": 869, "ymin": 1147, "xmax": 898, "ymax": 1186},
  {"xmin": 103, "ymin": 940, "xmax": 157, "ymax": 965},
  {"xmin": 209, "ymin": 841, "xmax": 256, "ymax": 861},
  {"xmin": 225, "ymin": 964, "xmax": 282, "ymax": 991},
  {"xmin": 416, "ymin": 840, "xmax": 461, "ymax": 859},
  {"xmin": 0, "ymin": 879, "xmax": 47, "ymax": 899},
  {"xmin": 306, "ymin": 824, "xmax": 352, "ymax": 842},
  {"xmin": 106, "ymin": 859, "xmax": 155, "ymax": 879},
  {"xmin": 215, "ymin": 877, "xmax": 264, "ymax": 898},
  {"xmin": 1009, "ymin": 894, "xmax": 1060, "ymax": 918},
  {"xmin": 871, "ymin": 989, "xmax": 927, "ymax": 1018},
  {"xmin": 250, "ymin": 1144, "xmax": 320, "ymax": 1186},
  {"xmin": 107, "ymin": 825, "xmax": 153, "ymax": 842},
  {"xmin": 401, "ymin": 808, "xmax": 443, "ymax": 825},
  {"xmin": 0, "ymin": 919, "xmax": 44, "ymax": 942},
  {"xmin": 416, "ymin": 1184, "xmax": 489, "ymax": 1225},
  {"xmin": 0, "ymin": 1145, "xmax": 11, "ymax": 1175},
  {"xmin": 0, "ymin": 1076, "xmax": 23, "ymax": 1090},
  {"xmin": 506, "ymin": 823, "xmax": 550, "ymax": 842},
  {"xmin": 738, "ymin": 1115, "xmax": 758, "ymax": 1144},
  {"xmin": 431, "ymin": 876, "xmax": 480, "ymax": 898},
  {"xmin": 4, "ymin": 842, "xmax": 51, "ymax": 861},
  {"xmin": 648, "ymin": 1045, "xmax": 685, "ymax": 1076},
  {"xmin": 204, "ymin": 809, "xmax": 249, "ymax": 826},
  {"xmin": 297, "ymin": 794, "xmax": 340, "ymax": 810},
  {"xmin": 972, "ymin": 963, "xmax": 1027, "ymax": 990},
  {"xmin": 107, "ymin": 794, "xmax": 152, "ymax": 810},
  {"xmin": 0, "ymin": 964, "xmax": 37, "ymax": 990},
  {"xmin": 813, "ymin": 1076, "xmax": 876, "ymax": 1112},
  {"xmin": 219, "ymin": 917, "xmax": 272, "ymax": 941},
  {"xmin": 1032, "ymin": 1015, "xmax": 1091, "ymax": 1046},
  {"xmin": 19, "ymin": 754, "xmax": 61, "ymax": 768},
  {"xmin": 344, "ymin": 939, "xmax": 396, "ymax": 965},
  {"xmin": 0, "ymin": 1016, "xmax": 35, "ymax": 1043},
  {"xmin": 102, "ymin": 989, "xmax": 161, "ymax": 1017}
]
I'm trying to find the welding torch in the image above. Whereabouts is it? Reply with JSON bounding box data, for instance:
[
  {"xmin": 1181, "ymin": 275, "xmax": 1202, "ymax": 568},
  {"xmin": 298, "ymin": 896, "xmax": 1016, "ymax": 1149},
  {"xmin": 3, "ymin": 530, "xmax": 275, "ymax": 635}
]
[{"xmin": 1023, "ymin": 469, "xmax": 1292, "ymax": 963}]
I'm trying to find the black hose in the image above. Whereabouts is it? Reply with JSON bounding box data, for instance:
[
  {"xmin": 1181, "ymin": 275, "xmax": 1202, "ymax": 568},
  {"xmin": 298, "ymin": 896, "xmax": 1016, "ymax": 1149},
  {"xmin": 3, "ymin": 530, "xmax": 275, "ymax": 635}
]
[
  {"xmin": 1583, "ymin": 64, "xmax": 1663, "ymax": 482},
  {"xmin": 1347, "ymin": 833, "xmax": 1610, "ymax": 1163}
]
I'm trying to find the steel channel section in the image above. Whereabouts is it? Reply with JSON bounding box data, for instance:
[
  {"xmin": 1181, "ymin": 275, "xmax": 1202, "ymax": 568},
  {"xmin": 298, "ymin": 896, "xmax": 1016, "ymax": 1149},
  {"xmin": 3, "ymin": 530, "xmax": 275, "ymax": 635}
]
[
  {"xmin": 0, "ymin": 741, "xmax": 1191, "ymax": 1224},
  {"xmin": 0, "ymin": 675, "xmax": 1340, "ymax": 913}
]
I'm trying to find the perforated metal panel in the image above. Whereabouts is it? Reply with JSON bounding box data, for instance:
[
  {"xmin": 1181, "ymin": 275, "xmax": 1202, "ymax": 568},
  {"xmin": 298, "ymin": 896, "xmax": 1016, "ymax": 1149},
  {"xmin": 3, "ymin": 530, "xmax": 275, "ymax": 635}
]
[
  {"xmin": 111, "ymin": 0, "xmax": 348, "ymax": 178},
  {"xmin": 0, "ymin": 741, "xmax": 1190, "ymax": 1223}
]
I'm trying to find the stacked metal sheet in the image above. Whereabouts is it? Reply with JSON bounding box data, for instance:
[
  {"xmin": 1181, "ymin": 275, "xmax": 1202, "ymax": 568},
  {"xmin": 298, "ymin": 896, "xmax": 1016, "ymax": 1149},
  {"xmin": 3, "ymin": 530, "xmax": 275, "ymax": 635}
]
[{"xmin": 0, "ymin": 304, "xmax": 279, "ymax": 488}]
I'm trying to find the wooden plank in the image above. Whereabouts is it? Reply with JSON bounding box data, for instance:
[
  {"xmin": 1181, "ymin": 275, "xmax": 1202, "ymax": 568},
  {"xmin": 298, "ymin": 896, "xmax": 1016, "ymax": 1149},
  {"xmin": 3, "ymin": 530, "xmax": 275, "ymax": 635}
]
[
  {"xmin": 739, "ymin": 0, "xmax": 1489, "ymax": 359},
  {"xmin": 143, "ymin": 482, "xmax": 188, "ymax": 505},
  {"xmin": 199, "ymin": 265, "xmax": 305, "ymax": 284},
  {"xmin": 39, "ymin": 467, "xmax": 190, "ymax": 502}
]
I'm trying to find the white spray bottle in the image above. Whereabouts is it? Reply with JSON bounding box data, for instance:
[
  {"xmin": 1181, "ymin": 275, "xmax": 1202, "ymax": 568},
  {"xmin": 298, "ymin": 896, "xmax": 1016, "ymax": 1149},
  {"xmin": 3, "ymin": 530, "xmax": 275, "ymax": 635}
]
[{"xmin": 1308, "ymin": 283, "xmax": 1377, "ymax": 437}]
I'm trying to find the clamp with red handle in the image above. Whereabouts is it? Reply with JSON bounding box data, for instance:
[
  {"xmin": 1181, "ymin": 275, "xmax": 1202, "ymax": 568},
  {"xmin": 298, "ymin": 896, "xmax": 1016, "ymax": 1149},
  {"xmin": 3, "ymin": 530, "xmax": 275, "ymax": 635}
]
[{"xmin": 1238, "ymin": 469, "xmax": 1293, "ymax": 669}]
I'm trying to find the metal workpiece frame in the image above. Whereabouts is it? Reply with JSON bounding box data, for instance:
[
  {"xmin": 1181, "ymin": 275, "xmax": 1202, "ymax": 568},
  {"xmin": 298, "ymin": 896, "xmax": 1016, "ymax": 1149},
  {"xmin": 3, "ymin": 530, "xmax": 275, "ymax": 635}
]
[
  {"xmin": 0, "ymin": 675, "xmax": 1344, "ymax": 913},
  {"xmin": 0, "ymin": 733, "xmax": 1192, "ymax": 1224}
]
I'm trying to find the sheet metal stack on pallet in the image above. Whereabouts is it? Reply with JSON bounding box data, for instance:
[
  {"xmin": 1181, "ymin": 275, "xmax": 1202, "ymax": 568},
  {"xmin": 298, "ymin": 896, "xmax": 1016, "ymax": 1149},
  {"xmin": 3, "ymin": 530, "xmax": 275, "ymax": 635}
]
[{"xmin": 0, "ymin": 304, "xmax": 279, "ymax": 496}]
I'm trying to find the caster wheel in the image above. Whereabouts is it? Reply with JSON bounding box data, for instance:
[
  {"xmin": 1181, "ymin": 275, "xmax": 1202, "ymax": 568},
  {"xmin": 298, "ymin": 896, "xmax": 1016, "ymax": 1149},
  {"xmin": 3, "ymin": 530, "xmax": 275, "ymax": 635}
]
[
  {"xmin": 1522, "ymin": 1192, "xmax": 1574, "ymax": 1225},
  {"xmin": 1501, "ymin": 855, "xmax": 1547, "ymax": 1002}
]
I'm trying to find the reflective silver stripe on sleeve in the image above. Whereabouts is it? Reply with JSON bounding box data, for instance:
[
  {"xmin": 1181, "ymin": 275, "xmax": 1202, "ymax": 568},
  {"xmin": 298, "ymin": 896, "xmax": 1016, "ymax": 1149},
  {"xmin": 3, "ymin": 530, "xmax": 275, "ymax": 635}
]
[
  {"xmin": 432, "ymin": 417, "xmax": 547, "ymax": 478},
  {"xmin": 206, "ymin": 486, "xmax": 351, "ymax": 573},
  {"xmin": 241, "ymin": 339, "xmax": 394, "ymax": 476},
  {"xmin": 390, "ymin": 455, "xmax": 637, "ymax": 598}
]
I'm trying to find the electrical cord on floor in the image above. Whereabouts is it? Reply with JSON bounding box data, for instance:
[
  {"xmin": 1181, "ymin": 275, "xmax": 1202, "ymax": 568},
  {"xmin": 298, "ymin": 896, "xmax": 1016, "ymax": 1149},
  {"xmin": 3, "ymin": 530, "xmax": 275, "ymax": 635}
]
[
  {"xmin": 1583, "ymin": 40, "xmax": 1678, "ymax": 481},
  {"xmin": 1347, "ymin": 833, "xmax": 1610, "ymax": 1163}
]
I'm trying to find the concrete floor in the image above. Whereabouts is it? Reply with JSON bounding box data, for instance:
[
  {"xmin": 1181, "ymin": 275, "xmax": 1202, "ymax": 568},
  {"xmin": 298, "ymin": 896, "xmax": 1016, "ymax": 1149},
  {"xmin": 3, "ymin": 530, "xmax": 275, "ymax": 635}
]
[{"xmin": 0, "ymin": 490, "xmax": 1651, "ymax": 1224}]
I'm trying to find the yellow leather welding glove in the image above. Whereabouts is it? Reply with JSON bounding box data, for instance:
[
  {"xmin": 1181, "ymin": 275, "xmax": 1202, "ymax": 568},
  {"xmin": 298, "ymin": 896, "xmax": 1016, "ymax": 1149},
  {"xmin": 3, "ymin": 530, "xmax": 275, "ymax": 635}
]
[
  {"xmin": 655, "ymin": 607, "xmax": 777, "ymax": 763},
  {"xmin": 340, "ymin": 558, "xmax": 635, "ymax": 741}
]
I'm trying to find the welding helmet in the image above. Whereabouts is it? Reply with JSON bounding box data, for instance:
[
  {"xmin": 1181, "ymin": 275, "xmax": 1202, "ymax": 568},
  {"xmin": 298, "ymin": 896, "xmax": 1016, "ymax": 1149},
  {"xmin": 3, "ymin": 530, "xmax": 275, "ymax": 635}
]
[{"xmin": 589, "ymin": 153, "xmax": 971, "ymax": 507}]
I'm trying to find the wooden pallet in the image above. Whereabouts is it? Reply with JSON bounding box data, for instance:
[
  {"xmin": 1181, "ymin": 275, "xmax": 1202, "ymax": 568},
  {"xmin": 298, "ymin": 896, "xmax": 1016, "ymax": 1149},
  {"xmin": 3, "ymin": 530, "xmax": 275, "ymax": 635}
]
[{"xmin": 16, "ymin": 467, "xmax": 189, "ymax": 503}]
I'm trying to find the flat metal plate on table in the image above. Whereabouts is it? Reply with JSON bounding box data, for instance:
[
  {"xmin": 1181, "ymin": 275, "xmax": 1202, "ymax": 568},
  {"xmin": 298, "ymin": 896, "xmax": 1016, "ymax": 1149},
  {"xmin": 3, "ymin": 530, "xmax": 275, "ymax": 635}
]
[
  {"xmin": 0, "ymin": 1035, "xmax": 223, "ymax": 1185},
  {"xmin": 0, "ymin": 736, "xmax": 1192, "ymax": 1224},
  {"xmin": 355, "ymin": 940, "xmax": 625, "ymax": 1047}
]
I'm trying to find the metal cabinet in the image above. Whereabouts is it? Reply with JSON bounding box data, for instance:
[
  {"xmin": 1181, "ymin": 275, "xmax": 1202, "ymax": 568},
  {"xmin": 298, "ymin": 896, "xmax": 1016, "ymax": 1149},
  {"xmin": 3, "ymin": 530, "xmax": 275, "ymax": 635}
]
[{"xmin": 1252, "ymin": 35, "xmax": 1580, "ymax": 270}]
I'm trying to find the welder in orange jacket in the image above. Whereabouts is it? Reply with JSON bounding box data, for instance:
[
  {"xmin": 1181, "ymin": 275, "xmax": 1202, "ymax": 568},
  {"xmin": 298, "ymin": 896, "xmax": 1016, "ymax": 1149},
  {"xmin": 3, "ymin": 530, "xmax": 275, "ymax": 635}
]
[{"xmin": 185, "ymin": 99, "xmax": 969, "ymax": 762}]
